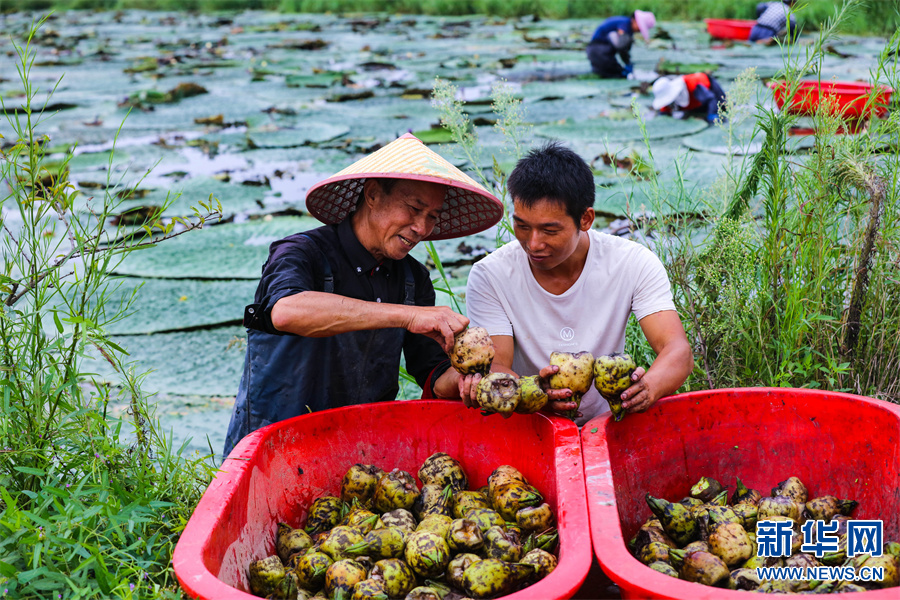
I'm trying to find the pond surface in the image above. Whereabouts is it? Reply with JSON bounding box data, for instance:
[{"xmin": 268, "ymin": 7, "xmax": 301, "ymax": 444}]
[{"xmin": 0, "ymin": 10, "xmax": 893, "ymax": 458}]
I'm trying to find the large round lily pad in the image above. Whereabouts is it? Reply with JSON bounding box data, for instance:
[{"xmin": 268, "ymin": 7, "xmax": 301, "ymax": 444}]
[{"xmin": 535, "ymin": 115, "xmax": 709, "ymax": 143}]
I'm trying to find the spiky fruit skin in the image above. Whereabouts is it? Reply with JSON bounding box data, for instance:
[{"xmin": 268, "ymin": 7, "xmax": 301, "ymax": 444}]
[
  {"xmin": 371, "ymin": 558, "xmax": 416, "ymax": 599},
  {"xmin": 463, "ymin": 558, "xmax": 513, "ymax": 599},
  {"xmin": 515, "ymin": 375, "xmax": 549, "ymax": 414},
  {"xmin": 646, "ymin": 494, "xmax": 699, "ymax": 547},
  {"xmin": 276, "ymin": 523, "xmax": 313, "ymax": 563},
  {"xmin": 521, "ymin": 548, "xmax": 558, "ymax": 580},
  {"xmin": 325, "ymin": 559, "xmax": 368, "ymax": 599},
  {"xmin": 248, "ymin": 555, "xmax": 285, "ymax": 597},
  {"xmin": 418, "ymin": 452, "xmax": 468, "ymax": 493},
  {"xmin": 450, "ymin": 327, "xmax": 495, "ymax": 375},
  {"xmin": 593, "ymin": 353, "xmax": 636, "ymax": 421},
  {"xmin": 447, "ymin": 553, "xmax": 481, "ymax": 590},
  {"xmin": 304, "ymin": 496, "xmax": 344, "ymax": 535},
  {"xmin": 475, "ymin": 373, "xmax": 520, "ymax": 417},
  {"xmin": 404, "ymin": 531, "xmax": 450, "ymax": 578},
  {"xmin": 341, "ymin": 464, "xmax": 385, "ymax": 504},
  {"xmin": 373, "ymin": 469, "xmax": 419, "ymax": 513}
]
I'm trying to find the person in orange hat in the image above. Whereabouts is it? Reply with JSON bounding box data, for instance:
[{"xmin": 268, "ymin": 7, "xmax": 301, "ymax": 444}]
[
  {"xmin": 586, "ymin": 10, "xmax": 656, "ymax": 79},
  {"xmin": 223, "ymin": 134, "xmax": 503, "ymax": 456}
]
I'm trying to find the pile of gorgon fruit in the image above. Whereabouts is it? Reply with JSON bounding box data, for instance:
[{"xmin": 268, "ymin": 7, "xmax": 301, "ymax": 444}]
[
  {"xmin": 632, "ymin": 475, "xmax": 900, "ymax": 593},
  {"xmin": 247, "ymin": 453, "xmax": 559, "ymax": 600},
  {"xmin": 451, "ymin": 328, "xmax": 636, "ymax": 421}
]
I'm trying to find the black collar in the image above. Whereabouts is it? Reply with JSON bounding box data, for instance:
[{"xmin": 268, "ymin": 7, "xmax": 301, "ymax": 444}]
[{"xmin": 337, "ymin": 217, "xmax": 385, "ymax": 275}]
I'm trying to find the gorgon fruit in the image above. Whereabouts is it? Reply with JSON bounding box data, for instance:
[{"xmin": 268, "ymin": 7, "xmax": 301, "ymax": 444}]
[
  {"xmin": 450, "ymin": 327, "xmax": 494, "ymax": 375},
  {"xmin": 475, "ymin": 372, "xmax": 520, "ymax": 418},
  {"xmin": 446, "ymin": 553, "xmax": 481, "ymax": 590},
  {"xmin": 592, "ymin": 353, "xmax": 636, "ymax": 421},
  {"xmin": 341, "ymin": 464, "xmax": 385, "ymax": 504},
  {"xmin": 771, "ymin": 476, "xmax": 808, "ymax": 504},
  {"xmin": 276, "ymin": 523, "xmax": 313, "ymax": 563},
  {"xmin": 646, "ymin": 494, "xmax": 698, "ymax": 547},
  {"xmin": 515, "ymin": 375, "xmax": 549, "ymax": 414},
  {"xmin": 370, "ymin": 558, "xmax": 416, "ymax": 599},
  {"xmin": 373, "ymin": 469, "xmax": 419, "ymax": 513},
  {"xmin": 247, "ymin": 555, "xmax": 285, "ymax": 597},
  {"xmin": 549, "ymin": 351, "xmax": 594, "ymax": 418},
  {"xmin": 521, "ymin": 548, "xmax": 557, "ymax": 580},
  {"xmin": 324, "ymin": 559, "xmax": 368, "ymax": 599},
  {"xmin": 403, "ymin": 530, "xmax": 450, "ymax": 578},
  {"xmin": 417, "ymin": 452, "xmax": 468, "ymax": 493}
]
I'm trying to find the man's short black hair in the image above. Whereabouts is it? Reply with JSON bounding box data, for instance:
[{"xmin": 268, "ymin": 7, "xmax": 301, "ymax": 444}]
[{"xmin": 507, "ymin": 141, "xmax": 595, "ymax": 224}]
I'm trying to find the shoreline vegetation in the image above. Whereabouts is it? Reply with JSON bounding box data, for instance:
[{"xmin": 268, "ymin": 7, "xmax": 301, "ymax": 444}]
[{"xmin": 2, "ymin": 0, "xmax": 900, "ymax": 37}]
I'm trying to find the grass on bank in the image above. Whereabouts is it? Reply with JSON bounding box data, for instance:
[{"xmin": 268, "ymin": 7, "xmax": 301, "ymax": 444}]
[{"xmin": 2, "ymin": 0, "xmax": 900, "ymax": 37}]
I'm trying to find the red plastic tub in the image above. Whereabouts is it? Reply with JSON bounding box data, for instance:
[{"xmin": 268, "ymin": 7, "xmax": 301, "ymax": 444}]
[
  {"xmin": 705, "ymin": 19, "xmax": 755, "ymax": 41},
  {"xmin": 173, "ymin": 400, "xmax": 591, "ymax": 599},
  {"xmin": 769, "ymin": 80, "xmax": 894, "ymax": 119},
  {"xmin": 581, "ymin": 388, "xmax": 900, "ymax": 599}
]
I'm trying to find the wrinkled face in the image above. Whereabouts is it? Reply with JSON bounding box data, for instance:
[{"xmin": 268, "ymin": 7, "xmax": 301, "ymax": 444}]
[
  {"xmin": 366, "ymin": 179, "xmax": 446, "ymax": 261},
  {"xmin": 513, "ymin": 198, "xmax": 589, "ymax": 271}
]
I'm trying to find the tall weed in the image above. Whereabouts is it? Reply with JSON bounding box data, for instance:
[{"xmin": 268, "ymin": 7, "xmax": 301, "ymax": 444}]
[{"xmin": 0, "ymin": 21, "xmax": 220, "ymax": 598}]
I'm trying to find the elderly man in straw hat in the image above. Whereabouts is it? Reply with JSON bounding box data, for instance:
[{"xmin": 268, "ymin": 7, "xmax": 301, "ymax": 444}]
[{"xmin": 223, "ymin": 134, "xmax": 503, "ymax": 456}]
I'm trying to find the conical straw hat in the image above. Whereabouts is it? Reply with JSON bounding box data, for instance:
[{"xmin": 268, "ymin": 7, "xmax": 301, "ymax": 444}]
[{"xmin": 305, "ymin": 133, "xmax": 503, "ymax": 240}]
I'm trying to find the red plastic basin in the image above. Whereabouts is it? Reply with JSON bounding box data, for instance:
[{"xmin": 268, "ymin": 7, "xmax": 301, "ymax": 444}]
[
  {"xmin": 705, "ymin": 19, "xmax": 755, "ymax": 41},
  {"xmin": 582, "ymin": 388, "xmax": 900, "ymax": 600},
  {"xmin": 769, "ymin": 80, "xmax": 894, "ymax": 119},
  {"xmin": 173, "ymin": 400, "xmax": 591, "ymax": 600}
]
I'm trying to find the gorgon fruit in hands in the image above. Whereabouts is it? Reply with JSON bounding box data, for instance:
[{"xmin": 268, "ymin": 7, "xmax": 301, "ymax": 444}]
[
  {"xmin": 549, "ymin": 351, "xmax": 595, "ymax": 419},
  {"xmin": 593, "ymin": 353, "xmax": 636, "ymax": 421},
  {"xmin": 475, "ymin": 372, "xmax": 520, "ymax": 418},
  {"xmin": 450, "ymin": 327, "xmax": 494, "ymax": 375}
]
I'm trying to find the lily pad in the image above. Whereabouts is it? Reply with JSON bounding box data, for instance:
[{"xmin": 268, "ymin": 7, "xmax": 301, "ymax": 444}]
[
  {"xmin": 535, "ymin": 115, "xmax": 708, "ymax": 143},
  {"xmin": 114, "ymin": 216, "xmax": 322, "ymax": 279},
  {"xmin": 247, "ymin": 123, "xmax": 350, "ymax": 148}
]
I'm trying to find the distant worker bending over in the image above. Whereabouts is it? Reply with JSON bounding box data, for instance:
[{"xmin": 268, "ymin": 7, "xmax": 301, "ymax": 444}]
[
  {"xmin": 586, "ymin": 10, "xmax": 656, "ymax": 79},
  {"xmin": 750, "ymin": 0, "xmax": 798, "ymax": 43},
  {"xmin": 652, "ymin": 73, "xmax": 727, "ymax": 124}
]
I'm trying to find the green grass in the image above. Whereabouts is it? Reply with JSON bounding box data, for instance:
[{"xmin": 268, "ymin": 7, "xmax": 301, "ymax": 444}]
[{"xmin": 2, "ymin": 0, "xmax": 899, "ymax": 36}]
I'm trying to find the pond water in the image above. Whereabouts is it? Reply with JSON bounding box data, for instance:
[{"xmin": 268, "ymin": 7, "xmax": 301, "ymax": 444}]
[{"xmin": 0, "ymin": 10, "xmax": 893, "ymax": 459}]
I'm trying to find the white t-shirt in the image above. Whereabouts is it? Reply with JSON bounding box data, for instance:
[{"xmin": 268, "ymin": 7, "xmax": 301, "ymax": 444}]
[{"xmin": 465, "ymin": 229, "xmax": 677, "ymax": 425}]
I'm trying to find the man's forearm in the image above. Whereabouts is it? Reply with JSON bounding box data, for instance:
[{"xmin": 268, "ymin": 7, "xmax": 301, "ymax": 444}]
[
  {"xmin": 271, "ymin": 292, "xmax": 409, "ymax": 336},
  {"xmin": 645, "ymin": 343, "xmax": 694, "ymax": 400}
]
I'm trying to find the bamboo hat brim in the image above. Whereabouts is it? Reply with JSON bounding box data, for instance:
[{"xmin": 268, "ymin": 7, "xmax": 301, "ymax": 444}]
[{"xmin": 305, "ymin": 133, "xmax": 503, "ymax": 240}]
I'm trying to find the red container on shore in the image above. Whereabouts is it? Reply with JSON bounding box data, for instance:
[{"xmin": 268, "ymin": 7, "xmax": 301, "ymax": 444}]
[
  {"xmin": 705, "ymin": 18, "xmax": 755, "ymax": 41},
  {"xmin": 582, "ymin": 388, "xmax": 900, "ymax": 600},
  {"xmin": 769, "ymin": 80, "xmax": 893, "ymax": 119},
  {"xmin": 173, "ymin": 400, "xmax": 591, "ymax": 600}
]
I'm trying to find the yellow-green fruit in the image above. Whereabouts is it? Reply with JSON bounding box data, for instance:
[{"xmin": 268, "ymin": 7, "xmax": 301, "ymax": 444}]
[
  {"xmin": 731, "ymin": 503, "xmax": 758, "ymax": 531},
  {"xmin": 648, "ymin": 561, "xmax": 677, "ymax": 577},
  {"xmin": 404, "ymin": 587, "xmax": 441, "ymax": 600},
  {"xmin": 341, "ymin": 464, "xmax": 385, "ymax": 504},
  {"xmin": 632, "ymin": 525, "xmax": 676, "ymax": 556},
  {"xmin": 248, "ymin": 555, "xmax": 285, "ymax": 597},
  {"xmin": 771, "ymin": 476, "xmax": 808, "ymax": 504},
  {"xmin": 351, "ymin": 578, "xmax": 388, "ymax": 600},
  {"xmin": 728, "ymin": 568, "xmax": 761, "ymax": 591},
  {"xmin": 347, "ymin": 527, "xmax": 407, "ymax": 560},
  {"xmin": 885, "ymin": 541, "xmax": 900, "ymax": 559},
  {"xmin": 342, "ymin": 506, "xmax": 380, "ymax": 534},
  {"xmin": 417, "ymin": 452, "xmax": 468, "ymax": 492},
  {"xmin": 491, "ymin": 481, "xmax": 542, "ymax": 521},
  {"xmin": 521, "ymin": 548, "xmax": 557, "ymax": 580},
  {"xmin": 413, "ymin": 483, "xmax": 452, "ymax": 521},
  {"xmin": 682, "ymin": 540, "xmax": 709, "ymax": 555},
  {"xmin": 730, "ymin": 477, "xmax": 762, "ymax": 506},
  {"xmin": 371, "ymin": 558, "xmax": 416, "ymax": 599},
  {"xmin": 708, "ymin": 521, "xmax": 752, "ymax": 567},
  {"xmin": 592, "ymin": 353, "xmax": 636, "ymax": 421},
  {"xmin": 447, "ymin": 518, "xmax": 484, "ymax": 553},
  {"xmin": 638, "ymin": 541, "xmax": 670, "ymax": 565},
  {"xmin": 453, "ymin": 491, "xmax": 491, "ymax": 519},
  {"xmin": 785, "ymin": 553, "xmax": 820, "ymax": 570},
  {"xmin": 645, "ymin": 494, "xmax": 698, "ymax": 547},
  {"xmin": 295, "ymin": 551, "xmax": 333, "ymax": 592},
  {"xmin": 276, "ymin": 523, "xmax": 313, "ymax": 563},
  {"xmin": 550, "ymin": 351, "xmax": 595, "ymax": 417},
  {"xmin": 516, "ymin": 502, "xmax": 554, "ymax": 532},
  {"xmin": 476, "ymin": 372, "xmax": 520, "ymax": 418},
  {"xmin": 463, "ymin": 558, "xmax": 513, "ymax": 599},
  {"xmin": 854, "ymin": 554, "xmax": 899, "ymax": 589},
  {"xmin": 450, "ymin": 327, "xmax": 494, "ymax": 376},
  {"xmin": 324, "ymin": 560, "xmax": 368, "ymax": 599},
  {"xmin": 757, "ymin": 496, "xmax": 803, "ymax": 520},
  {"xmin": 465, "ymin": 508, "xmax": 505, "ymax": 533},
  {"xmin": 679, "ymin": 551, "xmax": 730, "ymax": 586},
  {"xmin": 403, "ymin": 531, "xmax": 450, "ymax": 578},
  {"xmin": 320, "ymin": 526, "xmax": 366, "ymax": 561},
  {"xmin": 488, "ymin": 465, "xmax": 527, "ymax": 497},
  {"xmin": 805, "ymin": 496, "xmax": 858, "ymax": 521},
  {"xmin": 373, "ymin": 469, "xmax": 419, "ymax": 513},
  {"xmin": 484, "ymin": 525, "xmax": 521, "ymax": 563},
  {"xmin": 304, "ymin": 496, "xmax": 344, "ymax": 535},
  {"xmin": 689, "ymin": 477, "xmax": 723, "ymax": 503},
  {"xmin": 515, "ymin": 375, "xmax": 549, "ymax": 414},
  {"xmin": 447, "ymin": 554, "xmax": 481, "ymax": 590},
  {"xmin": 415, "ymin": 514, "xmax": 452, "ymax": 538},
  {"xmin": 380, "ymin": 509, "xmax": 417, "ymax": 535}
]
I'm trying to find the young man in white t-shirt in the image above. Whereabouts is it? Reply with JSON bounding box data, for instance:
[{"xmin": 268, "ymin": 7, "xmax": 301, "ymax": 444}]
[{"xmin": 460, "ymin": 142, "xmax": 694, "ymax": 425}]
